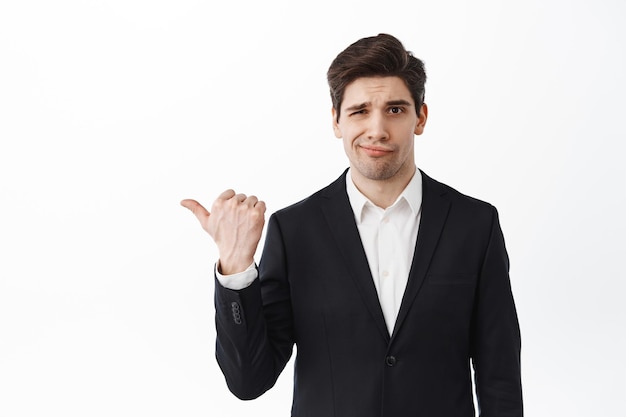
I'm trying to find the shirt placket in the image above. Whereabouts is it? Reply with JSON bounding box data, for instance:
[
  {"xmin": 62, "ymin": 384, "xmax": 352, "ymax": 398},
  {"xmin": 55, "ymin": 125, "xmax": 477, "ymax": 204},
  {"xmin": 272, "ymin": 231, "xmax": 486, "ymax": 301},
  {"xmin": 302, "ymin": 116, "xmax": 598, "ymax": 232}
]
[{"xmin": 377, "ymin": 213, "xmax": 397, "ymax": 335}]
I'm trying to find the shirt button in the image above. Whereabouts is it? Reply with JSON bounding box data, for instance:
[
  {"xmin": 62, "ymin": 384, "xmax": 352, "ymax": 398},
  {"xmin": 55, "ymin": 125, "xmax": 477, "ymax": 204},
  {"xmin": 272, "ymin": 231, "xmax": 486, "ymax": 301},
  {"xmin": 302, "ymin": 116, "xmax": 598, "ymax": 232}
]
[
  {"xmin": 382, "ymin": 270, "xmax": 389, "ymax": 277},
  {"xmin": 385, "ymin": 356, "xmax": 397, "ymax": 367}
]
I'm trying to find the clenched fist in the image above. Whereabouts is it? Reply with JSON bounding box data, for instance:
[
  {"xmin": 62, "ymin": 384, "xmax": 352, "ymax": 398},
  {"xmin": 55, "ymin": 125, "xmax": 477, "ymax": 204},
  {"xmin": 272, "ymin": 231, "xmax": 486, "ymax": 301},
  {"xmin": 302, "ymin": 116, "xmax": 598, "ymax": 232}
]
[{"xmin": 181, "ymin": 189, "xmax": 266, "ymax": 275}]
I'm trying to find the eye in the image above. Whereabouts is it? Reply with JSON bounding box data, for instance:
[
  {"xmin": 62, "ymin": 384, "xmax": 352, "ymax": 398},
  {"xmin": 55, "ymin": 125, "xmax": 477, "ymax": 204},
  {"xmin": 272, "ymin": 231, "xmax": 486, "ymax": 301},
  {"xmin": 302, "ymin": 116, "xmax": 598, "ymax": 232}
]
[
  {"xmin": 388, "ymin": 107, "xmax": 404, "ymax": 114},
  {"xmin": 350, "ymin": 109, "xmax": 367, "ymax": 116}
]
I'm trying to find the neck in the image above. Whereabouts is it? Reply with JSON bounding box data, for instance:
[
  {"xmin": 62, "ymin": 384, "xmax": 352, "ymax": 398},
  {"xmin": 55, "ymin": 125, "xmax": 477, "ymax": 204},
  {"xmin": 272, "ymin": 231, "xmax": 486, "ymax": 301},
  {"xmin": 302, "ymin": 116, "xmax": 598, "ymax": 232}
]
[{"xmin": 350, "ymin": 165, "xmax": 416, "ymax": 209}]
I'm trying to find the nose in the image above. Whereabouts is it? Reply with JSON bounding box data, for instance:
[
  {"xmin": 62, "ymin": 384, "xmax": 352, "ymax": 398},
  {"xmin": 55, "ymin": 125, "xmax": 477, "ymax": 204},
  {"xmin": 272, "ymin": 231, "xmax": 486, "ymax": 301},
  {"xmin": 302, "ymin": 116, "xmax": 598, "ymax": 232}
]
[{"xmin": 366, "ymin": 112, "xmax": 389, "ymax": 141}]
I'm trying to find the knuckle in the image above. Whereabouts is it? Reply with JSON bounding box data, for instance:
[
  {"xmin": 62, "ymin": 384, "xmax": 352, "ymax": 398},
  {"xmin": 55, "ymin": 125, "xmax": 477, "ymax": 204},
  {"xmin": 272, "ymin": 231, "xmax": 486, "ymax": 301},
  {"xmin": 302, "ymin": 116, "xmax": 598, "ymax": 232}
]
[
  {"xmin": 212, "ymin": 199, "xmax": 224, "ymax": 210},
  {"xmin": 250, "ymin": 209, "xmax": 265, "ymax": 222}
]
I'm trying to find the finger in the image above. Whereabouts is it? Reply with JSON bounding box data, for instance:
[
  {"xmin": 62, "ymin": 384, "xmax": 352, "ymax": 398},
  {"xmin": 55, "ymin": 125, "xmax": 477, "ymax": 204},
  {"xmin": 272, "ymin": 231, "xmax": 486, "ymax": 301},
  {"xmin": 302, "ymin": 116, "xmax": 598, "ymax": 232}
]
[
  {"xmin": 217, "ymin": 189, "xmax": 236, "ymax": 200},
  {"xmin": 243, "ymin": 195, "xmax": 259, "ymax": 207},
  {"xmin": 254, "ymin": 200, "xmax": 267, "ymax": 213},
  {"xmin": 180, "ymin": 199, "xmax": 210, "ymax": 223},
  {"xmin": 234, "ymin": 193, "xmax": 247, "ymax": 203}
]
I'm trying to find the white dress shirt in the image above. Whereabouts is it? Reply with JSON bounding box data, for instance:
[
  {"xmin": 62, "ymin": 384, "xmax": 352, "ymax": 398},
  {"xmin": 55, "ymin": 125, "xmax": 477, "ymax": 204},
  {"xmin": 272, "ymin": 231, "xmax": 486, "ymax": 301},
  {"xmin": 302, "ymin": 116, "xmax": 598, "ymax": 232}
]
[
  {"xmin": 216, "ymin": 168, "xmax": 423, "ymax": 336},
  {"xmin": 345, "ymin": 169, "xmax": 422, "ymax": 335}
]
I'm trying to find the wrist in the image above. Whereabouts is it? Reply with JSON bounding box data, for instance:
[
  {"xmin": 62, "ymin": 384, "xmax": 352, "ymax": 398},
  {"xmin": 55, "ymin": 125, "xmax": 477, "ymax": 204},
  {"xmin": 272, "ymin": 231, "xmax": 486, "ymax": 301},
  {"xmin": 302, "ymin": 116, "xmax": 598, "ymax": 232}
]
[{"xmin": 218, "ymin": 256, "xmax": 254, "ymax": 275}]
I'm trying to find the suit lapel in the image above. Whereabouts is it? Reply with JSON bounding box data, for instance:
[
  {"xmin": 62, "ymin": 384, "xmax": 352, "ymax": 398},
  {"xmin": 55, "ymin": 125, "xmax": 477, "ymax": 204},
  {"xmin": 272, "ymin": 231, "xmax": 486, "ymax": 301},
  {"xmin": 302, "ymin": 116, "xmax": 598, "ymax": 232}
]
[
  {"xmin": 320, "ymin": 171, "xmax": 390, "ymax": 343},
  {"xmin": 391, "ymin": 171, "xmax": 451, "ymax": 341}
]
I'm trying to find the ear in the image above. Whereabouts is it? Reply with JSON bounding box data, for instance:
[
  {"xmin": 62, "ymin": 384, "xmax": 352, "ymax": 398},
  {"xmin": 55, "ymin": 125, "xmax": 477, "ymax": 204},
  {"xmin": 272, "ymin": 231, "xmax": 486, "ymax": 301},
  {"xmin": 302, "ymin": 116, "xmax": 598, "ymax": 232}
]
[
  {"xmin": 332, "ymin": 108, "xmax": 342, "ymax": 138},
  {"xmin": 414, "ymin": 103, "xmax": 428, "ymax": 135}
]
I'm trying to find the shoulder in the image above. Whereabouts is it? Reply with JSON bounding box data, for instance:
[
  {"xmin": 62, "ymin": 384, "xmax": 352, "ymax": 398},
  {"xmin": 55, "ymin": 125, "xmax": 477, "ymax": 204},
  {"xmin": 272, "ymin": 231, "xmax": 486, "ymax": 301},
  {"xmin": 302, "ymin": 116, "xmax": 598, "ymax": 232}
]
[
  {"xmin": 271, "ymin": 169, "xmax": 348, "ymax": 220},
  {"xmin": 270, "ymin": 169, "xmax": 499, "ymax": 223},
  {"xmin": 422, "ymin": 171, "xmax": 491, "ymax": 206},
  {"xmin": 421, "ymin": 170, "xmax": 498, "ymax": 223}
]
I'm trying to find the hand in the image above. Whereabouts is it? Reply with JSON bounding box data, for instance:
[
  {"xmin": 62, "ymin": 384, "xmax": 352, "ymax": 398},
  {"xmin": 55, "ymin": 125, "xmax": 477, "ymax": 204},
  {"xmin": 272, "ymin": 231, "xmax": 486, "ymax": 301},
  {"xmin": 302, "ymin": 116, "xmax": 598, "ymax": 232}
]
[{"xmin": 181, "ymin": 190, "xmax": 266, "ymax": 275}]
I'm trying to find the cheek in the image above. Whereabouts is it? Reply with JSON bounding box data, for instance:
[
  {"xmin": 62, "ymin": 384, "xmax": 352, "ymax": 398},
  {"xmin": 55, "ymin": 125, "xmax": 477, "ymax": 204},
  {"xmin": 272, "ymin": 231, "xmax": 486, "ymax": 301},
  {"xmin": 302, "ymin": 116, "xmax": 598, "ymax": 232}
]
[
  {"xmin": 340, "ymin": 125, "xmax": 361, "ymax": 142},
  {"xmin": 342, "ymin": 137, "xmax": 353, "ymax": 154}
]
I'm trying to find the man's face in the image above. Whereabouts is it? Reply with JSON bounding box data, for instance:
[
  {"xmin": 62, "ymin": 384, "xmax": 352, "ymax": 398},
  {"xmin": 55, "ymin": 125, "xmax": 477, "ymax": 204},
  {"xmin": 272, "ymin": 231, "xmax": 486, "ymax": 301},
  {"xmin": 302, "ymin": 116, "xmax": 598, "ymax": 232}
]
[{"xmin": 332, "ymin": 76, "xmax": 427, "ymax": 183}]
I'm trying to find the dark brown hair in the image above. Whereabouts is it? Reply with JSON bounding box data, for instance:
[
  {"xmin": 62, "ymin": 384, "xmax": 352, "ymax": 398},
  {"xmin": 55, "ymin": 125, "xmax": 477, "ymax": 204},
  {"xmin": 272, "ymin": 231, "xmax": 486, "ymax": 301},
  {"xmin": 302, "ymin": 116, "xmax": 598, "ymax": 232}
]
[{"xmin": 327, "ymin": 33, "xmax": 426, "ymax": 122}]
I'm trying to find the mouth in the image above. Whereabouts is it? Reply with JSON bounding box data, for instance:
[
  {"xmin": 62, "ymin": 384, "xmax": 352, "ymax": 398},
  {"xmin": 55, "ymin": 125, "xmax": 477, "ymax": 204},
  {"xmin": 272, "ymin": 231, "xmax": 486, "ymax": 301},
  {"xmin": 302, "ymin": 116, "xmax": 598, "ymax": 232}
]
[{"xmin": 359, "ymin": 145, "xmax": 393, "ymax": 157}]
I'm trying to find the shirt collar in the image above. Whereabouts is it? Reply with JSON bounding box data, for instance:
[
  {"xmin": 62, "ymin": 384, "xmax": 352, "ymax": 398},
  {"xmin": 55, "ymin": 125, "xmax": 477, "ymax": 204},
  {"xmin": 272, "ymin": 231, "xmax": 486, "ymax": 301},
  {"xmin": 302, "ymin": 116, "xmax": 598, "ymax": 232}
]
[{"xmin": 346, "ymin": 168, "xmax": 423, "ymax": 224}]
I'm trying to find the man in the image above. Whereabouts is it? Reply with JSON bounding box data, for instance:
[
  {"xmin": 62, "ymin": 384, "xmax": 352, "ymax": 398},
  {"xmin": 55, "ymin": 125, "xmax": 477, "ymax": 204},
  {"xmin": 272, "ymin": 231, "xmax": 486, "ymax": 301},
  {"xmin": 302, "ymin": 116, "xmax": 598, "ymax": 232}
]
[{"xmin": 182, "ymin": 33, "xmax": 523, "ymax": 416}]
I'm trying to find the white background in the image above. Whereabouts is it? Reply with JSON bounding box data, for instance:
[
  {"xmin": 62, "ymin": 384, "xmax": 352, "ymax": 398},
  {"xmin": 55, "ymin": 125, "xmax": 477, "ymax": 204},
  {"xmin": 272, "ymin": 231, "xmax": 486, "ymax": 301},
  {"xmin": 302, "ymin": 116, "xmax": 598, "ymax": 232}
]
[{"xmin": 1, "ymin": 0, "xmax": 625, "ymax": 415}]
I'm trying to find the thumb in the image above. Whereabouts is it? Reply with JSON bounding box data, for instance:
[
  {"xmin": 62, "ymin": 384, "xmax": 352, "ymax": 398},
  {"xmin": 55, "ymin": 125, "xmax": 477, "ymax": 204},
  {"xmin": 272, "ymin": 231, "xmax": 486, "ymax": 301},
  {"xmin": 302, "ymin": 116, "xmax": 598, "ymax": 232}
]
[{"xmin": 180, "ymin": 199, "xmax": 210, "ymax": 225}]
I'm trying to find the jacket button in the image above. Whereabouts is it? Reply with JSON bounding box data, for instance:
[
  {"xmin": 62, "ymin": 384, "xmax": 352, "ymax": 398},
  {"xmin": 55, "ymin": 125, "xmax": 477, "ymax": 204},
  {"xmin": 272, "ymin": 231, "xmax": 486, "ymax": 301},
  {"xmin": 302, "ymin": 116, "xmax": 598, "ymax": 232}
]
[
  {"xmin": 231, "ymin": 302, "xmax": 242, "ymax": 324},
  {"xmin": 385, "ymin": 356, "xmax": 396, "ymax": 367}
]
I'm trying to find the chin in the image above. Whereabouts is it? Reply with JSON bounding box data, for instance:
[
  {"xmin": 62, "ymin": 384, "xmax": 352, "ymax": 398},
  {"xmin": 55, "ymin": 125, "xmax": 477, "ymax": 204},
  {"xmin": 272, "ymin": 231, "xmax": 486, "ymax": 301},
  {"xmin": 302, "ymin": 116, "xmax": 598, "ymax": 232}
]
[{"xmin": 358, "ymin": 165, "xmax": 399, "ymax": 181}]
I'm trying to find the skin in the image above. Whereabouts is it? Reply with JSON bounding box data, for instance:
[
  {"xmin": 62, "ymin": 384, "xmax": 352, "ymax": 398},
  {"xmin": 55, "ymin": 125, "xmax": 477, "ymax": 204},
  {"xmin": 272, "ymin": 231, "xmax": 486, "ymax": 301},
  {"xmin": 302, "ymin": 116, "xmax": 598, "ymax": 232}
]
[
  {"xmin": 181, "ymin": 75, "xmax": 427, "ymax": 274},
  {"xmin": 180, "ymin": 191, "xmax": 265, "ymax": 275},
  {"xmin": 333, "ymin": 76, "xmax": 427, "ymax": 209}
]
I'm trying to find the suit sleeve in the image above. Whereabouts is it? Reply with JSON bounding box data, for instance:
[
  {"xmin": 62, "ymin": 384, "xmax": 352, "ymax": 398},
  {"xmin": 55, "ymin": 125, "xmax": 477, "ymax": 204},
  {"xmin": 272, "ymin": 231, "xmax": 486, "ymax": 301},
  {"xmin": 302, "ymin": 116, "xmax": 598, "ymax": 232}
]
[
  {"xmin": 471, "ymin": 207, "xmax": 523, "ymax": 416},
  {"xmin": 214, "ymin": 213, "xmax": 294, "ymax": 400}
]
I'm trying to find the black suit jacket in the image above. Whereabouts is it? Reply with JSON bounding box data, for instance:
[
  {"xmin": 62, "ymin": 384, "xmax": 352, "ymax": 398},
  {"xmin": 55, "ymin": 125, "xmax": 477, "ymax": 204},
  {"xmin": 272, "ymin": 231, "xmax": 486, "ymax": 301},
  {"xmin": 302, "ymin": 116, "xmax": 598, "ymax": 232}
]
[{"xmin": 214, "ymin": 170, "xmax": 522, "ymax": 417}]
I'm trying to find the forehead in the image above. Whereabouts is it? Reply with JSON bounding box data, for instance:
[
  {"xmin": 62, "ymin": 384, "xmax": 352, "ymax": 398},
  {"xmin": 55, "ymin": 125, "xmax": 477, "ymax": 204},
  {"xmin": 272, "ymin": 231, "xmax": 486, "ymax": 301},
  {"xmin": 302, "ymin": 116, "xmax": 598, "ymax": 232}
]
[{"xmin": 342, "ymin": 76, "xmax": 413, "ymax": 107}]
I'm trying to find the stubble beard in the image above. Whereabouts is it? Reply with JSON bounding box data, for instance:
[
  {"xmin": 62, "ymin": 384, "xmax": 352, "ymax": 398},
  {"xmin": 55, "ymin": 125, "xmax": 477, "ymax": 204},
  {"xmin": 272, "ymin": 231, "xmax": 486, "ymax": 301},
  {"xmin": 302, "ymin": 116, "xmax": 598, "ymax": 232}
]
[{"xmin": 353, "ymin": 158, "xmax": 403, "ymax": 181}]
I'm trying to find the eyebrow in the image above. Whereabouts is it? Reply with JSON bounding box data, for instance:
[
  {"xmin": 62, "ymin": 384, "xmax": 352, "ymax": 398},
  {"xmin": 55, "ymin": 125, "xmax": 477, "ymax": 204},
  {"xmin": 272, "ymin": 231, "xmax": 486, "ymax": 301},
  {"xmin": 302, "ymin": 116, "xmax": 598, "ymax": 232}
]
[
  {"xmin": 386, "ymin": 99, "xmax": 413, "ymax": 107},
  {"xmin": 344, "ymin": 99, "xmax": 413, "ymax": 112},
  {"xmin": 345, "ymin": 102, "xmax": 369, "ymax": 112}
]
